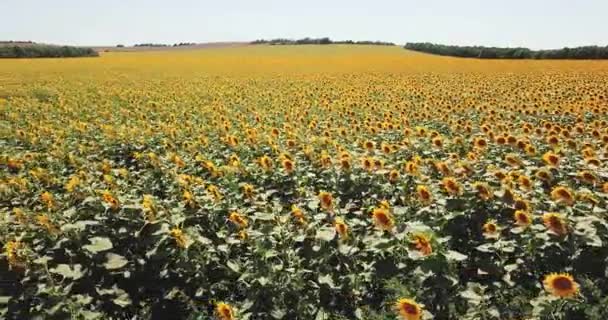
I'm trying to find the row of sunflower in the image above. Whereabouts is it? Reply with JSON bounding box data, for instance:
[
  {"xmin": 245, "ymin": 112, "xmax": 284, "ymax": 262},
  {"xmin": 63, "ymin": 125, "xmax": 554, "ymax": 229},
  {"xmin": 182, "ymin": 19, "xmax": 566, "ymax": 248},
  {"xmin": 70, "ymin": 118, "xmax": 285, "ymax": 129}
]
[{"xmin": 2, "ymin": 48, "xmax": 608, "ymax": 319}]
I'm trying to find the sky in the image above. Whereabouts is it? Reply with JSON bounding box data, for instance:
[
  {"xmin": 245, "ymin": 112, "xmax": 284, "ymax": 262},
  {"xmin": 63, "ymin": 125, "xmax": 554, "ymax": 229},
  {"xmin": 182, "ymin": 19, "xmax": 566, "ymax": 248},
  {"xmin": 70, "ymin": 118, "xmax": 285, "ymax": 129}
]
[{"xmin": 2, "ymin": 0, "xmax": 606, "ymax": 49}]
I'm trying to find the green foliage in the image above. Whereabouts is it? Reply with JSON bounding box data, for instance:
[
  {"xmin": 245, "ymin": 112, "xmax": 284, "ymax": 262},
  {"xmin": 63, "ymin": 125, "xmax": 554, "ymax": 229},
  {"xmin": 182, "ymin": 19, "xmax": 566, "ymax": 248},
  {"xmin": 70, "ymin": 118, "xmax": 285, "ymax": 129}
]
[
  {"xmin": 252, "ymin": 38, "xmax": 395, "ymax": 46},
  {"xmin": 0, "ymin": 44, "xmax": 98, "ymax": 58},
  {"xmin": 404, "ymin": 42, "xmax": 608, "ymax": 59}
]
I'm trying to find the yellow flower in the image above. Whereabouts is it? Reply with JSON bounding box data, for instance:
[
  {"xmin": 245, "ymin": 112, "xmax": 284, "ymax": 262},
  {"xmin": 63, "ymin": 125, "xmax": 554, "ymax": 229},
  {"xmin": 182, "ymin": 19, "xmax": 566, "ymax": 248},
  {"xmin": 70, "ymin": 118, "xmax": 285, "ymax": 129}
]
[
  {"xmin": 395, "ymin": 298, "xmax": 423, "ymax": 320},
  {"xmin": 416, "ymin": 185, "xmax": 433, "ymax": 205},
  {"xmin": 101, "ymin": 190, "xmax": 120, "ymax": 210},
  {"xmin": 258, "ymin": 155, "xmax": 273, "ymax": 171},
  {"xmin": 215, "ymin": 302, "xmax": 235, "ymax": 320},
  {"xmin": 577, "ymin": 171, "xmax": 597, "ymax": 185},
  {"xmin": 5, "ymin": 240, "xmax": 26, "ymax": 269},
  {"xmin": 371, "ymin": 207, "xmax": 394, "ymax": 231},
  {"xmin": 441, "ymin": 177, "xmax": 462, "ymax": 196},
  {"xmin": 551, "ymin": 186, "xmax": 575, "ymax": 206},
  {"xmin": 281, "ymin": 158, "xmax": 295, "ymax": 174},
  {"xmin": 12, "ymin": 208, "xmax": 28, "ymax": 225},
  {"xmin": 142, "ymin": 194, "xmax": 156, "ymax": 221},
  {"xmin": 291, "ymin": 205, "xmax": 306, "ymax": 225},
  {"xmin": 183, "ymin": 190, "xmax": 196, "ymax": 208},
  {"xmin": 514, "ymin": 210, "xmax": 532, "ymax": 227},
  {"xmin": 334, "ymin": 217, "xmax": 349, "ymax": 239},
  {"xmin": 411, "ymin": 233, "xmax": 432, "ymax": 256},
  {"xmin": 543, "ymin": 273, "xmax": 579, "ymax": 298},
  {"xmin": 229, "ymin": 211, "xmax": 248, "ymax": 229},
  {"xmin": 318, "ymin": 191, "xmax": 333, "ymax": 212},
  {"xmin": 170, "ymin": 227, "xmax": 189, "ymax": 249},
  {"xmin": 65, "ymin": 175, "xmax": 81, "ymax": 192},
  {"xmin": 482, "ymin": 220, "xmax": 499, "ymax": 238},
  {"xmin": 472, "ymin": 182, "xmax": 493, "ymax": 201},
  {"xmin": 543, "ymin": 212, "xmax": 568, "ymax": 236},
  {"xmin": 388, "ymin": 169, "xmax": 400, "ymax": 183},
  {"xmin": 242, "ymin": 184, "xmax": 254, "ymax": 199},
  {"xmin": 542, "ymin": 151, "xmax": 560, "ymax": 167},
  {"xmin": 40, "ymin": 191, "xmax": 55, "ymax": 210}
]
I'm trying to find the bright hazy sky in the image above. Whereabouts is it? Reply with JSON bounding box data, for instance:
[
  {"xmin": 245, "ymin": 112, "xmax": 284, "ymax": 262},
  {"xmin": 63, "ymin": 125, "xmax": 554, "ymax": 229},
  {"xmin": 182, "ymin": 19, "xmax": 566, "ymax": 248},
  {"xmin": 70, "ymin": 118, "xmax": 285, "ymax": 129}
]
[{"xmin": 2, "ymin": 0, "xmax": 606, "ymax": 49}]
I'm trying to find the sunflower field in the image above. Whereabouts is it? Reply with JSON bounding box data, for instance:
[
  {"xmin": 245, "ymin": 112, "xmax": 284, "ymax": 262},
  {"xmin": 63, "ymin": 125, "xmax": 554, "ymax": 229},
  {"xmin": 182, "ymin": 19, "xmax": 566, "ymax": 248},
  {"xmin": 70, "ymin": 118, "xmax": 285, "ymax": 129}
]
[{"xmin": 1, "ymin": 45, "xmax": 608, "ymax": 319}]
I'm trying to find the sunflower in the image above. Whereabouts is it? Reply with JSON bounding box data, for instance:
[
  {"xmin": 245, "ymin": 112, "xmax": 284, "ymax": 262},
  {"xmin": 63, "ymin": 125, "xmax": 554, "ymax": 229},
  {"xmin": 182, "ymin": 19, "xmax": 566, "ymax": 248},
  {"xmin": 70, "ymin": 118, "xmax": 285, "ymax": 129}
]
[
  {"xmin": 334, "ymin": 217, "xmax": 349, "ymax": 239},
  {"xmin": 242, "ymin": 184, "xmax": 254, "ymax": 199},
  {"xmin": 504, "ymin": 153, "xmax": 522, "ymax": 167},
  {"xmin": 12, "ymin": 208, "xmax": 28, "ymax": 225},
  {"xmin": 518, "ymin": 175, "xmax": 532, "ymax": 190},
  {"xmin": 395, "ymin": 298, "xmax": 423, "ymax": 320},
  {"xmin": 551, "ymin": 186, "xmax": 575, "ymax": 206},
  {"xmin": 65, "ymin": 175, "xmax": 81, "ymax": 193},
  {"xmin": 543, "ymin": 212, "xmax": 568, "ymax": 236},
  {"xmin": 36, "ymin": 214, "xmax": 60, "ymax": 235},
  {"xmin": 432, "ymin": 137, "xmax": 443, "ymax": 148},
  {"xmin": 543, "ymin": 273, "xmax": 579, "ymax": 298},
  {"xmin": 388, "ymin": 169, "xmax": 400, "ymax": 183},
  {"xmin": 5, "ymin": 240, "xmax": 25, "ymax": 269},
  {"xmin": 318, "ymin": 191, "xmax": 333, "ymax": 211},
  {"xmin": 340, "ymin": 157, "xmax": 351, "ymax": 171},
  {"xmin": 472, "ymin": 182, "xmax": 493, "ymax": 201},
  {"xmin": 183, "ymin": 190, "xmax": 196, "ymax": 208},
  {"xmin": 513, "ymin": 210, "xmax": 532, "ymax": 227},
  {"xmin": 442, "ymin": 177, "xmax": 462, "ymax": 196},
  {"xmin": 542, "ymin": 151, "xmax": 560, "ymax": 167},
  {"xmin": 101, "ymin": 190, "xmax": 120, "ymax": 210},
  {"xmin": 474, "ymin": 137, "xmax": 487, "ymax": 148},
  {"xmin": 416, "ymin": 185, "xmax": 433, "ymax": 205},
  {"xmin": 404, "ymin": 161, "xmax": 419, "ymax": 176},
  {"xmin": 229, "ymin": 211, "xmax": 248, "ymax": 228},
  {"xmin": 603, "ymin": 182, "xmax": 608, "ymax": 193},
  {"xmin": 411, "ymin": 233, "xmax": 433, "ymax": 256},
  {"xmin": 281, "ymin": 158, "xmax": 295, "ymax": 174},
  {"xmin": 434, "ymin": 161, "xmax": 451, "ymax": 176},
  {"xmin": 361, "ymin": 157, "xmax": 373, "ymax": 171},
  {"xmin": 371, "ymin": 207, "xmax": 394, "ymax": 231},
  {"xmin": 170, "ymin": 227, "xmax": 189, "ymax": 249},
  {"xmin": 535, "ymin": 168, "xmax": 553, "ymax": 182},
  {"xmin": 482, "ymin": 220, "xmax": 500, "ymax": 239},
  {"xmin": 577, "ymin": 171, "xmax": 597, "ymax": 185},
  {"xmin": 142, "ymin": 194, "xmax": 156, "ymax": 222},
  {"xmin": 40, "ymin": 191, "xmax": 55, "ymax": 210},
  {"xmin": 215, "ymin": 302, "xmax": 235, "ymax": 320},
  {"xmin": 291, "ymin": 205, "xmax": 306, "ymax": 225},
  {"xmin": 258, "ymin": 155, "xmax": 273, "ymax": 171}
]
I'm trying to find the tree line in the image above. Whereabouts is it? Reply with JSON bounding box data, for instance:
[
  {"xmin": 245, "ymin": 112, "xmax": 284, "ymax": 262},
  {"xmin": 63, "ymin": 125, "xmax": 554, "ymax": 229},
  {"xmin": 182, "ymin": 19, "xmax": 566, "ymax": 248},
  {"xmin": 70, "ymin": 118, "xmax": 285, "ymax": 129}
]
[
  {"xmin": 251, "ymin": 37, "xmax": 395, "ymax": 46},
  {"xmin": 404, "ymin": 42, "xmax": 608, "ymax": 59},
  {"xmin": 0, "ymin": 44, "xmax": 98, "ymax": 58}
]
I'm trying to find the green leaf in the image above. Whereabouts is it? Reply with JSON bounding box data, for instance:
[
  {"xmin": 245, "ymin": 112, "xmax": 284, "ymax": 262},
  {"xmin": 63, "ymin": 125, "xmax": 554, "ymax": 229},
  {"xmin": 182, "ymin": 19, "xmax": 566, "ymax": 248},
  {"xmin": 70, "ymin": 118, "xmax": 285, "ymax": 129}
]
[
  {"xmin": 50, "ymin": 264, "xmax": 84, "ymax": 280},
  {"xmin": 316, "ymin": 227, "xmax": 336, "ymax": 241},
  {"xmin": 104, "ymin": 253, "xmax": 128, "ymax": 270},
  {"xmin": 83, "ymin": 237, "xmax": 113, "ymax": 253},
  {"xmin": 227, "ymin": 260, "xmax": 240, "ymax": 273},
  {"xmin": 317, "ymin": 274, "xmax": 335, "ymax": 288},
  {"xmin": 445, "ymin": 250, "xmax": 468, "ymax": 262},
  {"xmin": 270, "ymin": 308, "xmax": 286, "ymax": 319}
]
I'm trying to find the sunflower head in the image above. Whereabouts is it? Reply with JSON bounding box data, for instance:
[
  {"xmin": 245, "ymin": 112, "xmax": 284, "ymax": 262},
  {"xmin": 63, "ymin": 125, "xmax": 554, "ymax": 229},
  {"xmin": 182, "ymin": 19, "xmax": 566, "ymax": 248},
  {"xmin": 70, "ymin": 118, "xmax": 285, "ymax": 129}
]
[
  {"xmin": 473, "ymin": 182, "xmax": 493, "ymax": 201},
  {"xmin": 395, "ymin": 298, "xmax": 423, "ymax": 320},
  {"xmin": 281, "ymin": 158, "xmax": 295, "ymax": 174},
  {"xmin": 542, "ymin": 151, "xmax": 560, "ymax": 167},
  {"xmin": 543, "ymin": 212, "xmax": 568, "ymax": 236},
  {"xmin": 411, "ymin": 233, "xmax": 433, "ymax": 256},
  {"xmin": 228, "ymin": 211, "xmax": 248, "ymax": 229},
  {"xmin": 371, "ymin": 207, "xmax": 394, "ymax": 231},
  {"xmin": 514, "ymin": 210, "xmax": 532, "ymax": 227},
  {"xmin": 551, "ymin": 186, "xmax": 575, "ymax": 206},
  {"xmin": 215, "ymin": 302, "xmax": 235, "ymax": 320},
  {"xmin": 543, "ymin": 273, "xmax": 579, "ymax": 298},
  {"xmin": 318, "ymin": 191, "xmax": 333, "ymax": 211},
  {"xmin": 482, "ymin": 220, "xmax": 500, "ymax": 239},
  {"xmin": 388, "ymin": 169, "xmax": 400, "ymax": 183},
  {"xmin": 416, "ymin": 185, "xmax": 433, "ymax": 204},
  {"xmin": 334, "ymin": 217, "xmax": 349, "ymax": 239},
  {"xmin": 442, "ymin": 177, "xmax": 462, "ymax": 196}
]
